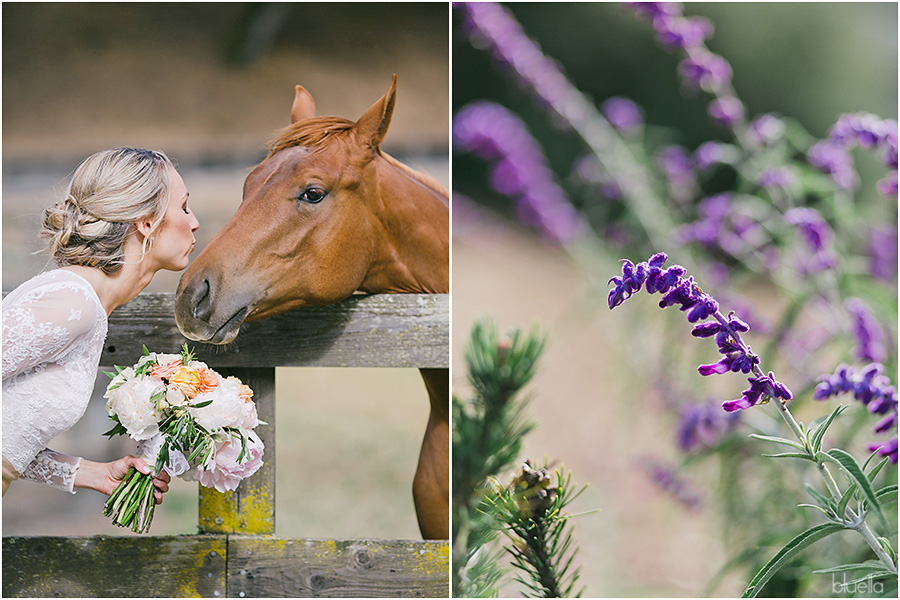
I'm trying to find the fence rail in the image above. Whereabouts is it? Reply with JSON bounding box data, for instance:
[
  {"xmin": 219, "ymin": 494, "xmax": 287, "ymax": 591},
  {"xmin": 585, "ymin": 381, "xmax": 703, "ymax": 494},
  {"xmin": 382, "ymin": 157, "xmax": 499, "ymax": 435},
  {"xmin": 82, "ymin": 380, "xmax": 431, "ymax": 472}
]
[{"xmin": 3, "ymin": 292, "xmax": 450, "ymax": 598}]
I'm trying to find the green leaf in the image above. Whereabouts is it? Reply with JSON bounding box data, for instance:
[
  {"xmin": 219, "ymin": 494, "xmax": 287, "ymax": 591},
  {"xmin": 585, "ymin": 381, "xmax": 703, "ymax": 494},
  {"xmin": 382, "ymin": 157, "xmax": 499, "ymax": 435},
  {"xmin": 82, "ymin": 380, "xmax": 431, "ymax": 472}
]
[
  {"xmin": 102, "ymin": 420, "xmax": 128, "ymax": 438},
  {"xmin": 762, "ymin": 452, "xmax": 815, "ymax": 461},
  {"xmin": 836, "ymin": 483, "xmax": 857, "ymax": 521},
  {"xmin": 805, "ymin": 483, "xmax": 836, "ymax": 513},
  {"xmin": 867, "ymin": 456, "xmax": 890, "ymax": 483},
  {"xmin": 742, "ymin": 523, "xmax": 846, "ymax": 597},
  {"xmin": 797, "ymin": 503, "xmax": 837, "ymax": 519},
  {"xmin": 749, "ymin": 433, "xmax": 808, "ymax": 452},
  {"xmin": 190, "ymin": 399, "xmax": 213, "ymax": 408},
  {"xmin": 875, "ymin": 484, "xmax": 898, "ymax": 507},
  {"xmin": 808, "ymin": 404, "xmax": 847, "ymax": 454},
  {"xmin": 813, "ymin": 560, "xmax": 892, "ymax": 574},
  {"xmin": 819, "ymin": 448, "xmax": 888, "ymax": 531}
]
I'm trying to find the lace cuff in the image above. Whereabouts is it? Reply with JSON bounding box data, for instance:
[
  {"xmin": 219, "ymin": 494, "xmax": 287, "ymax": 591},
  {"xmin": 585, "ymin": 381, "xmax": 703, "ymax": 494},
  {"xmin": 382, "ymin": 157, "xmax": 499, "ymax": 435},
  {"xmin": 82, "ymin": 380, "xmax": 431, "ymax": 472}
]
[{"xmin": 19, "ymin": 448, "xmax": 82, "ymax": 494}]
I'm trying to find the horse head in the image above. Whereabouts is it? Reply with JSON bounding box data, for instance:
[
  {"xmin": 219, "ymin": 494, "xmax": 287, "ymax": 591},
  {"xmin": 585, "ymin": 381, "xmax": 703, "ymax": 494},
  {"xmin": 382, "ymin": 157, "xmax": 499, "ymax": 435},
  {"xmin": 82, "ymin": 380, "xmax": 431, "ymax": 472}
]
[{"xmin": 175, "ymin": 76, "xmax": 448, "ymax": 344}]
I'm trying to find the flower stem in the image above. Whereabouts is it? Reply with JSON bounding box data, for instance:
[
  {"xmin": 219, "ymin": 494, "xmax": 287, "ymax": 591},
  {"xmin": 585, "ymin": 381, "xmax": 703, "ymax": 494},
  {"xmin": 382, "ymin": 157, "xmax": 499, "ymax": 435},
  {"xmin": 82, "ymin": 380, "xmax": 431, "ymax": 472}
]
[{"xmin": 854, "ymin": 518, "xmax": 899, "ymax": 574}]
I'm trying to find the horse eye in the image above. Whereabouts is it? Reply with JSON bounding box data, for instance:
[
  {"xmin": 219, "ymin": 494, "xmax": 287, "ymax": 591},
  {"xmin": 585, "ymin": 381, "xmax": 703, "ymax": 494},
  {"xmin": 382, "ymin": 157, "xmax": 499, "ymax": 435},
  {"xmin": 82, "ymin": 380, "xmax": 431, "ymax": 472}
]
[{"xmin": 298, "ymin": 187, "xmax": 326, "ymax": 204}]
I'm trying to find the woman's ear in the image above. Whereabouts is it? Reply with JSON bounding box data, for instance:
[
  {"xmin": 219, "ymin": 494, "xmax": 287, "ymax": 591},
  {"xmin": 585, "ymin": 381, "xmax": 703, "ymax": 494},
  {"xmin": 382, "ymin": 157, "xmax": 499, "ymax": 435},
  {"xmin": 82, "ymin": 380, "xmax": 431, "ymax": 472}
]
[{"xmin": 135, "ymin": 218, "xmax": 155, "ymax": 240}]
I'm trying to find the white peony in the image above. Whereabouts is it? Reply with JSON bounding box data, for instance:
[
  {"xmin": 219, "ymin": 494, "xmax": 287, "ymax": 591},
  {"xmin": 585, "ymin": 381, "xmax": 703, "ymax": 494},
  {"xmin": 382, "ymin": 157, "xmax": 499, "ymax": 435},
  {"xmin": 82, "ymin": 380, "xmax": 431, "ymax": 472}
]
[
  {"xmin": 106, "ymin": 377, "xmax": 165, "ymax": 440},
  {"xmin": 104, "ymin": 367, "xmax": 135, "ymax": 401},
  {"xmin": 187, "ymin": 376, "xmax": 245, "ymax": 431}
]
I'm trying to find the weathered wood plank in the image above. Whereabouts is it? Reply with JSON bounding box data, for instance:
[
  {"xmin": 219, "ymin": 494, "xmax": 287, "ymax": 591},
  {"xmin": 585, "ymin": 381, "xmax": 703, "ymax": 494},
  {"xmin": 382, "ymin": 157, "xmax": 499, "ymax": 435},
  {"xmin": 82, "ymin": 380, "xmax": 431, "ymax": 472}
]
[
  {"xmin": 228, "ymin": 537, "xmax": 449, "ymax": 598},
  {"xmin": 2, "ymin": 535, "xmax": 227, "ymax": 598},
  {"xmin": 2, "ymin": 536, "xmax": 448, "ymax": 598},
  {"xmin": 200, "ymin": 368, "xmax": 276, "ymax": 535},
  {"xmin": 100, "ymin": 293, "xmax": 449, "ymax": 368}
]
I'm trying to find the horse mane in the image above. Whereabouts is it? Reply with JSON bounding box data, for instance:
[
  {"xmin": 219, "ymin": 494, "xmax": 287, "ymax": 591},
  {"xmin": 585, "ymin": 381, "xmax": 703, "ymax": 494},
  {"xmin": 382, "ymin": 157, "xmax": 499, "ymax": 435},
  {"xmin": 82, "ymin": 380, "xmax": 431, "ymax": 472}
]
[
  {"xmin": 266, "ymin": 116, "xmax": 356, "ymax": 157},
  {"xmin": 381, "ymin": 152, "xmax": 449, "ymax": 201},
  {"xmin": 267, "ymin": 117, "xmax": 448, "ymax": 201}
]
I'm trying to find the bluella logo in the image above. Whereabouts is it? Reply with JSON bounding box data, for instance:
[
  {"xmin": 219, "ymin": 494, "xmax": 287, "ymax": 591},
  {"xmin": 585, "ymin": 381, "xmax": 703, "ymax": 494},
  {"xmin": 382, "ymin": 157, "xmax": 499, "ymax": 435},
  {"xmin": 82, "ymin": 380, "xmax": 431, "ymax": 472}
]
[{"xmin": 831, "ymin": 573, "xmax": 885, "ymax": 595}]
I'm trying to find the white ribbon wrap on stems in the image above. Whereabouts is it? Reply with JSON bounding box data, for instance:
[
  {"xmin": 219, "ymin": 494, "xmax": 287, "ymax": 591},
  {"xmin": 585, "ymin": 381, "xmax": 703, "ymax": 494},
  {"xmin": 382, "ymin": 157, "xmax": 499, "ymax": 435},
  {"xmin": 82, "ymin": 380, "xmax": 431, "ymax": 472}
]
[{"xmin": 137, "ymin": 433, "xmax": 190, "ymax": 477}]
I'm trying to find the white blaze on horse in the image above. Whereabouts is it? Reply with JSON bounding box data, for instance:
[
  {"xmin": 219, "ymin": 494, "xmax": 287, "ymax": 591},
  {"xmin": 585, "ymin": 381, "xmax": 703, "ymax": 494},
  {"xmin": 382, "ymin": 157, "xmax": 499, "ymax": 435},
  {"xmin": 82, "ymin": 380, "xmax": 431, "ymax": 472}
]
[{"xmin": 174, "ymin": 76, "xmax": 449, "ymax": 539}]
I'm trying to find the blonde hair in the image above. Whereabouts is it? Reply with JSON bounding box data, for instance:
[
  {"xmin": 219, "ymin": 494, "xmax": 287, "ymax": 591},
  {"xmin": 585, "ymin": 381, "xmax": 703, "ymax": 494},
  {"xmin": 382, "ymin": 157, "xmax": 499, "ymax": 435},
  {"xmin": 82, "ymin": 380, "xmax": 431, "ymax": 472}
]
[{"xmin": 41, "ymin": 147, "xmax": 174, "ymax": 274}]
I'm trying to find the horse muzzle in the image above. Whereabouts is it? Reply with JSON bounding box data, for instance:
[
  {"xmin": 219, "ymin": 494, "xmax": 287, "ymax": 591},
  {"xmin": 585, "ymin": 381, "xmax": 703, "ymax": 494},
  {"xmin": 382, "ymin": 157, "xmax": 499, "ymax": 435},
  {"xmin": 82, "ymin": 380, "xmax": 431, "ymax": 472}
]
[{"xmin": 175, "ymin": 273, "xmax": 253, "ymax": 345}]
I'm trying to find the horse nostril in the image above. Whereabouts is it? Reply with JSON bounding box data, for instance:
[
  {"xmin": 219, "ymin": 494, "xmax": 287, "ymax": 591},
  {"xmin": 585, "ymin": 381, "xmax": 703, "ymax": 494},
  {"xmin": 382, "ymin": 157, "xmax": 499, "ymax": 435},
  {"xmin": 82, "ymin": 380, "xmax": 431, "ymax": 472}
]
[{"xmin": 193, "ymin": 278, "xmax": 212, "ymax": 322}]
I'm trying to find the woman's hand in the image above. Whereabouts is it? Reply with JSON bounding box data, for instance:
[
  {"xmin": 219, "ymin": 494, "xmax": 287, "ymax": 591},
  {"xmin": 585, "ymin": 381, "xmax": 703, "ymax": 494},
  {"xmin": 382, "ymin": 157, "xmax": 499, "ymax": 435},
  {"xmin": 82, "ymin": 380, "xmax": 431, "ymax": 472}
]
[{"xmin": 74, "ymin": 456, "xmax": 171, "ymax": 503}]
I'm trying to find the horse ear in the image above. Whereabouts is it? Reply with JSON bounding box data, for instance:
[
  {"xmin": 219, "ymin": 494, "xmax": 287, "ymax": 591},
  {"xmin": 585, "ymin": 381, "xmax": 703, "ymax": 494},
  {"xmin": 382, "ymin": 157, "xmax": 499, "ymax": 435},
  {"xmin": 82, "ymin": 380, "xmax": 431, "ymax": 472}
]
[
  {"xmin": 356, "ymin": 74, "xmax": 397, "ymax": 150},
  {"xmin": 291, "ymin": 85, "xmax": 316, "ymax": 123}
]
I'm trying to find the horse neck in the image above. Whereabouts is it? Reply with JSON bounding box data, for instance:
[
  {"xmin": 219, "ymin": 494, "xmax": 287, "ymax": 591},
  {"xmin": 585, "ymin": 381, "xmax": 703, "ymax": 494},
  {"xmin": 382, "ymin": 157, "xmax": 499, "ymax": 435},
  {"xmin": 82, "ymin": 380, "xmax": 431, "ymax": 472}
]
[{"xmin": 362, "ymin": 153, "xmax": 449, "ymax": 295}]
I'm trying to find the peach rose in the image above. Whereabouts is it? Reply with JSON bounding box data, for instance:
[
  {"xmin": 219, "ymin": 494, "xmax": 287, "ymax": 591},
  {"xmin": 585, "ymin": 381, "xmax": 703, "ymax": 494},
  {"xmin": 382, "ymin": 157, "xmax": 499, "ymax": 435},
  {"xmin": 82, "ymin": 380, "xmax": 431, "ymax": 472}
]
[{"xmin": 169, "ymin": 366, "xmax": 219, "ymax": 398}]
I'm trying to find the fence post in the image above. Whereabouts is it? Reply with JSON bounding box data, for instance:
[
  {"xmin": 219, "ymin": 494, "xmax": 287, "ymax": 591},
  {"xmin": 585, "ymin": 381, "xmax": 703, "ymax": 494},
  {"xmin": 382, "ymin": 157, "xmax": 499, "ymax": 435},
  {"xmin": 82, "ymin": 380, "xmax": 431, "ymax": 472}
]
[{"xmin": 199, "ymin": 367, "xmax": 276, "ymax": 535}]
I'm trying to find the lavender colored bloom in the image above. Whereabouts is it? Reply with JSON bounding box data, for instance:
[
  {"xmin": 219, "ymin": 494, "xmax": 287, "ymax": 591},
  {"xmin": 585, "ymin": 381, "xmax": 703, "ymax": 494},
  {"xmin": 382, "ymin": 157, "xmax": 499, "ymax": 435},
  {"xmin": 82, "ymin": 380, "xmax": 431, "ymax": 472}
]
[
  {"xmin": 693, "ymin": 141, "xmax": 737, "ymax": 170},
  {"xmin": 868, "ymin": 225, "xmax": 898, "ymax": 281},
  {"xmin": 654, "ymin": 16, "xmax": 714, "ymax": 49},
  {"xmin": 748, "ymin": 114, "xmax": 786, "ymax": 147},
  {"xmin": 815, "ymin": 363, "xmax": 898, "ymax": 463},
  {"xmin": 708, "ymin": 96, "xmax": 745, "ymax": 129},
  {"xmin": 723, "ymin": 371, "xmax": 792, "ymax": 413},
  {"xmin": 784, "ymin": 207, "xmax": 831, "ymax": 252},
  {"xmin": 807, "ymin": 140, "xmax": 859, "ymax": 190},
  {"xmin": 877, "ymin": 170, "xmax": 898, "ymax": 197},
  {"xmin": 785, "ymin": 207, "xmax": 837, "ymax": 274},
  {"xmin": 622, "ymin": 2, "xmax": 683, "ymax": 21},
  {"xmin": 677, "ymin": 401, "xmax": 740, "ymax": 452},
  {"xmin": 641, "ymin": 457, "xmax": 702, "ymax": 510},
  {"xmin": 453, "ymin": 101, "xmax": 581, "ymax": 243},
  {"xmin": 658, "ymin": 145, "xmax": 696, "ymax": 188},
  {"xmin": 868, "ymin": 437, "xmax": 898, "ymax": 464},
  {"xmin": 609, "ymin": 252, "xmax": 792, "ymax": 412},
  {"xmin": 601, "ymin": 97, "xmax": 645, "ymax": 134},
  {"xmin": 678, "ymin": 50, "xmax": 732, "ymax": 93},
  {"xmin": 845, "ymin": 298, "xmax": 887, "ymax": 364},
  {"xmin": 757, "ymin": 167, "xmax": 796, "ymax": 189}
]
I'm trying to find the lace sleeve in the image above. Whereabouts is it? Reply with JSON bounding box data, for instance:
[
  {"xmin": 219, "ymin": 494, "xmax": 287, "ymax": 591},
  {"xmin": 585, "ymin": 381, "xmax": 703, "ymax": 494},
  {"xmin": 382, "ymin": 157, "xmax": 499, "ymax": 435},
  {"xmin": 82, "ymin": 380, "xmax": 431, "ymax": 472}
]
[
  {"xmin": 2, "ymin": 281, "xmax": 99, "ymax": 380},
  {"xmin": 18, "ymin": 448, "xmax": 82, "ymax": 493}
]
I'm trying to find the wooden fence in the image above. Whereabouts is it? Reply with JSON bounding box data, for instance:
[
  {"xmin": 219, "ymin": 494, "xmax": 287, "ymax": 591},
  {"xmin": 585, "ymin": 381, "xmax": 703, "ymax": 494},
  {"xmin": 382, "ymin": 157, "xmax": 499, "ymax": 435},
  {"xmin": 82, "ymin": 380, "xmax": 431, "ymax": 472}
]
[{"xmin": 2, "ymin": 292, "xmax": 450, "ymax": 598}]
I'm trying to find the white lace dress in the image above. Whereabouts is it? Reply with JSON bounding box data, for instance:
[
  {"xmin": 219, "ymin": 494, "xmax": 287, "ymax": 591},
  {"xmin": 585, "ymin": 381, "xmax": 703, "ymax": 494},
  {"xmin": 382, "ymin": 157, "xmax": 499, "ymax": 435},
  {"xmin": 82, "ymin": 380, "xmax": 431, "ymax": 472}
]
[{"xmin": 2, "ymin": 269, "xmax": 108, "ymax": 493}]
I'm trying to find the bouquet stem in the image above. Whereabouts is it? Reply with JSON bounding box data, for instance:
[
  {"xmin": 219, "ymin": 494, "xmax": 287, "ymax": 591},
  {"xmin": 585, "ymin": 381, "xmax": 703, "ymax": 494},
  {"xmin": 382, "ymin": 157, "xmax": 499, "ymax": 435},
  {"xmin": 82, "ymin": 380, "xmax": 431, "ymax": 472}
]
[{"xmin": 103, "ymin": 466, "xmax": 157, "ymax": 533}]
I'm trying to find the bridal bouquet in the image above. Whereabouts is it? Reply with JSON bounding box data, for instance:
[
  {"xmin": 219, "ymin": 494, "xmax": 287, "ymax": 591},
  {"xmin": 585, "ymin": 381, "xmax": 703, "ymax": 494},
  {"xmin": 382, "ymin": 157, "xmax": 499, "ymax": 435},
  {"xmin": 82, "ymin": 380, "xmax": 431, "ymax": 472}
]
[{"xmin": 101, "ymin": 344, "xmax": 265, "ymax": 533}]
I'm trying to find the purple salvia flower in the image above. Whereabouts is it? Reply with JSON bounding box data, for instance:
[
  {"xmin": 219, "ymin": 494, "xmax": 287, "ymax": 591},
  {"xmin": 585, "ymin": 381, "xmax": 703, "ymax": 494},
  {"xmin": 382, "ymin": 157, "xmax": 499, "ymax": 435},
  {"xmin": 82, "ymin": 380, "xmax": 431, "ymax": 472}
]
[
  {"xmin": 601, "ymin": 97, "xmax": 644, "ymax": 134},
  {"xmin": 694, "ymin": 142, "xmax": 738, "ymax": 170},
  {"xmin": 758, "ymin": 167, "xmax": 796, "ymax": 190},
  {"xmin": 784, "ymin": 207, "xmax": 831, "ymax": 252},
  {"xmin": 678, "ymin": 49, "xmax": 732, "ymax": 93},
  {"xmin": 877, "ymin": 170, "xmax": 898, "ymax": 197},
  {"xmin": 815, "ymin": 363, "xmax": 898, "ymax": 463},
  {"xmin": 708, "ymin": 96, "xmax": 745, "ymax": 129},
  {"xmin": 640, "ymin": 457, "xmax": 702, "ymax": 510},
  {"xmin": 654, "ymin": 15, "xmax": 714, "ymax": 49},
  {"xmin": 845, "ymin": 298, "xmax": 887, "ymax": 364},
  {"xmin": 868, "ymin": 225, "xmax": 898, "ymax": 282},
  {"xmin": 807, "ymin": 140, "xmax": 859, "ymax": 190},
  {"xmin": 609, "ymin": 252, "xmax": 792, "ymax": 412},
  {"xmin": 453, "ymin": 101, "xmax": 581, "ymax": 243},
  {"xmin": 748, "ymin": 114, "xmax": 786, "ymax": 147},
  {"xmin": 658, "ymin": 145, "xmax": 696, "ymax": 201},
  {"xmin": 785, "ymin": 207, "xmax": 837, "ymax": 274},
  {"xmin": 868, "ymin": 437, "xmax": 898, "ymax": 464},
  {"xmin": 677, "ymin": 401, "xmax": 741, "ymax": 453}
]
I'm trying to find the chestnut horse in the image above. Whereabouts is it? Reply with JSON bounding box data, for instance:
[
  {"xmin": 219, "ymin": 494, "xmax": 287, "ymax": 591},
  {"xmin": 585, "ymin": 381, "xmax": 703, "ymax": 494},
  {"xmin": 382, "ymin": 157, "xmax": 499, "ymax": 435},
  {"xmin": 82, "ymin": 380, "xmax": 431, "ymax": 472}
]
[{"xmin": 174, "ymin": 76, "xmax": 449, "ymax": 539}]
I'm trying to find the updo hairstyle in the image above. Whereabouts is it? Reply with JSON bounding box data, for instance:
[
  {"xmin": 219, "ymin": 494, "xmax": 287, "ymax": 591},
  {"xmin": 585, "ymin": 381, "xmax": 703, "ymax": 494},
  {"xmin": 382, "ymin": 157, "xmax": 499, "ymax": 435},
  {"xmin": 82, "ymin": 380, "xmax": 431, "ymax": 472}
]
[{"xmin": 41, "ymin": 147, "xmax": 174, "ymax": 274}]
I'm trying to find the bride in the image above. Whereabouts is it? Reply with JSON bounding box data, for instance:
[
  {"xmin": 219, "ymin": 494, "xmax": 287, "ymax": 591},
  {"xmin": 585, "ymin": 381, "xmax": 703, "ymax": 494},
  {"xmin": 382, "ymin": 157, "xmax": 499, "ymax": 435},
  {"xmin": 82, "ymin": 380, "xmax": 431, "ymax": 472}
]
[{"xmin": 2, "ymin": 147, "xmax": 199, "ymax": 503}]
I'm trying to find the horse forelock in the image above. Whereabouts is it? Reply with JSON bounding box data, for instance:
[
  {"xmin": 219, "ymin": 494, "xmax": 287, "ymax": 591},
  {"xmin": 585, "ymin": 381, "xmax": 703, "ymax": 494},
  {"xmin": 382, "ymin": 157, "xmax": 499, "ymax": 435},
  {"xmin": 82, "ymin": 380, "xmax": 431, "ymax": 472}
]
[
  {"xmin": 266, "ymin": 116, "xmax": 356, "ymax": 157},
  {"xmin": 266, "ymin": 116, "xmax": 448, "ymax": 202}
]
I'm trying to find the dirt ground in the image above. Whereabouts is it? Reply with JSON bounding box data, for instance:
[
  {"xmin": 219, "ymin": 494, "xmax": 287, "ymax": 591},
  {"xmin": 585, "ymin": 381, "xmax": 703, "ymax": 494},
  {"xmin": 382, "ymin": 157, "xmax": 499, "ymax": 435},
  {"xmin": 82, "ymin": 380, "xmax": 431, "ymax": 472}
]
[{"xmin": 2, "ymin": 3, "xmax": 447, "ymax": 543}]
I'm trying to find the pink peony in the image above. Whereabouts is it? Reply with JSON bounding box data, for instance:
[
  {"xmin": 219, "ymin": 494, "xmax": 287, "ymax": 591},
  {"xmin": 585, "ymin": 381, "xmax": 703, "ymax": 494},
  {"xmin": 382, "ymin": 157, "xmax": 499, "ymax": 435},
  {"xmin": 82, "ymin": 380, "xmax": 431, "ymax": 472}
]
[{"xmin": 186, "ymin": 431, "xmax": 264, "ymax": 492}]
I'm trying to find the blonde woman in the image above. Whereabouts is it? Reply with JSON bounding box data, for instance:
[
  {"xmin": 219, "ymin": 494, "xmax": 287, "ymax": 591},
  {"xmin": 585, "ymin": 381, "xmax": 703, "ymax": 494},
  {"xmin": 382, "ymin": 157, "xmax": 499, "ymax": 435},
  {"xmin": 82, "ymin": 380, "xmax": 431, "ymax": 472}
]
[{"xmin": 2, "ymin": 147, "xmax": 199, "ymax": 504}]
